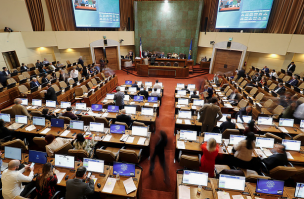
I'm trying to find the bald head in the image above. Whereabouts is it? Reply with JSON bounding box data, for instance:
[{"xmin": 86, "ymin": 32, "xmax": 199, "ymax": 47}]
[
  {"xmin": 8, "ymin": 160, "xmax": 20, "ymax": 170},
  {"xmin": 14, "ymin": 98, "xmax": 21, "ymax": 105},
  {"xmin": 246, "ymin": 106, "xmax": 252, "ymax": 113},
  {"xmin": 121, "ymin": 109, "xmax": 126, "ymax": 114},
  {"xmin": 226, "ymin": 115, "xmax": 232, "ymax": 122}
]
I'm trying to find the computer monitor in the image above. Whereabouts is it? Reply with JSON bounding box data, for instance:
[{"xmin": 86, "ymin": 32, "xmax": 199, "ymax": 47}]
[
  {"xmin": 70, "ymin": 120, "xmax": 84, "ymax": 130},
  {"xmin": 91, "ymin": 104, "xmax": 103, "ymax": 112},
  {"xmin": 180, "ymin": 130, "xmax": 197, "ymax": 141},
  {"xmin": 89, "ymin": 122, "xmax": 104, "ymax": 132},
  {"xmin": 193, "ymin": 99, "xmax": 204, "ymax": 106},
  {"xmin": 279, "ymin": 118, "xmax": 294, "ymax": 127},
  {"xmin": 20, "ymin": 98, "xmax": 28, "ymax": 106},
  {"xmin": 229, "ymin": 135, "xmax": 246, "ymax": 145},
  {"xmin": 61, "ymin": 101, "xmax": 71, "ymax": 109},
  {"xmin": 148, "ymin": 97, "xmax": 158, "ymax": 103},
  {"xmin": 106, "ymin": 93, "xmax": 114, "ymax": 100},
  {"xmin": 204, "ymin": 133, "xmax": 222, "ymax": 143},
  {"xmin": 256, "ymin": 137, "xmax": 274, "ymax": 148},
  {"xmin": 113, "ymin": 162, "xmax": 135, "ymax": 177},
  {"xmin": 4, "ymin": 146, "xmax": 22, "ymax": 160},
  {"xmin": 15, "ymin": 115, "xmax": 27, "ymax": 124},
  {"xmin": 182, "ymin": 170, "xmax": 208, "ymax": 186},
  {"xmin": 125, "ymin": 106, "xmax": 136, "ymax": 115},
  {"xmin": 295, "ymin": 183, "xmax": 304, "ymax": 198},
  {"xmin": 119, "ymin": 86, "xmax": 125, "ymax": 92},
  {"xmin": 301, "ymin": 120, "xmax": 304, "ymax": 129},
  {"xmin": 76, "ymin": 103, "xmax": 86, "ymax": 110},
  {"xmin": 218, "ymin": 174, "xmax": 246, "ymax": 191},
  {"xmin": 188, "ymin": 84, "xmax": 196, "ymax": 89},
  {"xmin": 107, "ymin": 105, "xmax": 119, "ymax": 113},
  {"xmin": 83, "ymin": 158, "xmax": 104, "ymax": 173},
  {"xmin": 219, "ymin": 114, "xmax": 231, "ymax": 122},
  {"xmin": 177, "ymin": 83, "xmax": 184, "ymax": 88},
  {"xmin": 125, "ymin": 80, "xmax": 132, "ymax": 85},
  {"xmin": 33, "ymin": 116, "xmax": 45, "ymax": 126},
  {"xmin": 237, "ymin": 115, "xmax": 252, "ymax": 123},
  {"xmin": 177, "ymin": 90, "xmax": 186, "ymax": 95},
  {"xmin": 54, "ymin": 154, "xmax": 75, "ymax": 169},
  {"xmin": 134, "ymin": 96, "xmax": 143, "ymax": 102},
  {"xmin": 256, "ymin": 179, "xmax": 284, "ymax": 195},
  {"xmin": 29, "ymin": 150, "xmax": 47, "ymax": 164},
  {"xmin": 51, "ymin": 118, "xmax": 64, "ymax": 128},
  {"xmin": 282, "ymin": 139, "xmax": 301, "ymax": 151},
  {"xmin": 258, "ymin": 117, "xmax": 273, "ymax": 125},
  {"xmin": 124, "ymin": 95, "xmax": 130, "ymax": 101},
  {"xmin": 32, "ymin": 99, "xmax": 42, "ymax": 107},
  {"xmin": 141, "ymin": 107, "xmax": 154, "ymax": 116},
  {"xmin": 46, "ymin": 100, "xmax": 56, "ymax": 108},
  {"xmin": 110, "ymin": 124, "xmax": 125, "ymax": 134},
  {"xmin": 145, "ymin": 82, "xmax": 152, "ymax": 87},
  {"xmin": 0, "ymin": 113, "xmax": 10, "ymax": 123},
  {"xmin": 178, "ymin": 111, "xmax": 192, "ymax": 119},
  {"xmin": 128, "ymin": 87, "xmax": 137, "ymax": 92},
  {"xmin": 178, "ymin": 98, "xmax": 188, "ymax": 105},
  {"xmin": 137, "ymin": 81, "xmax": 142, "ymax": 86},
  {"xmin": 132, "ymin": 126, "xmax": 148, "ymax": 137}
]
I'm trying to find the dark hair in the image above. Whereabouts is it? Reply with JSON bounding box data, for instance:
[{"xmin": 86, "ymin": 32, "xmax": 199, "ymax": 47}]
[
  {"xmin": 211, "ymin": 97, "xmax": 218, "ymax": 104},
  {"xmin": 39, "ymin": 163, "xmax": 52, "ymax": 189},
  {"xmin": 226, "ymin": 117, "xmax": 231, "ymax": 122},
  {"xmin": 272, "ymin": 69, "xmax": 275, "ymax": 72},
  {"xmin": 76, "ymin": 166, "xmax": 86, "ymax": 178},
  {"xmin": 0, "ymin": 119, "xmax": 4, "ymax": 127},
  {"xmin": 248, "ymin": 120, "xmax": 255, "ymax": 132},
  {"xmin": 185, "ymin": 85, "xmax": 188, "ymax": 89},
  {"xmin": 155, "ymin": 80, "xmax": 159, "ymax": 83},
  {"xmin": 67, "ymin": 107, "xmax": 72, "ymax": 111},
  {"xmin": 245, "ymin": 132, "xmax": 255, "ymax": 149},
  {"xmin": 2, "ymin": 67, "xmax": 6, "ymax": 70},
  {"xmin": 76, "ymin": 133, "xmax": 85, "ymax": 142},
  {"xmin": 42, "ymin": 108, "xmax": 49, "ymax": 115},
  {"xmin": 281, "ymin": 144, "xmax": 286, "ymax": 152},
  {"xmin": 154, "ymin": 88, "xmax": 157, "ymax": 91},
  {"xmin": 45, "ymin": 134, "xmax": 55, "ymax": 144}
]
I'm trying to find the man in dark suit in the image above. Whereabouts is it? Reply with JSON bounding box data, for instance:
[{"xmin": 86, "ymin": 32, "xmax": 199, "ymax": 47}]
[
  {"xmin": 35, "ymin": 60, "xmax": 42, "ymax": 68},
  {"xmin": 138, "ymin": 85, "xmax": 149, "ymax": 99},
  {"xmin": 236, "ymin": 68, "xmax": 245, "ymax": 80},
  {"xmin": 44, "ymin": 83, "xmax": 57, "ymax": 102},
  {"xmin": 274, "ymin": 83, "xmax": 286, "ymax": 95},
  {"xmin": 287, "ymin": 76, "xmax": 299, "ymax": 86},
  {"xmin": 235, "ymin": 106, "xmax": 252, "ymax": 123},
  {"xmin": 116, "ymin": 109, "xmax": 132, "ymax": 127},
  {"xmin": 228, "ymin": 89, "xmax": 242, "ymax": 106},
  {"xmin": 159, "ymin": 52, "xmax": 165, "ymax": 58},
  {"xmin": 0, "ymin": 71, "xmax": 7, "ymax": 87},
  {"xmin": 261, "ymin": 144, "xmax": 288, "ymax": 171},
  {"xmin": 2, "ymin": 67, "xmax": 10, "ymax": 77},
  {"xmin": 41, "ymin": 73, "xmax": 49, "ymax": 85},
  {"xmin": 191, "ymin": 90, "xmax": 200, "ymax": 98},
  {"xmin": 128, "ymin": 50, "xmax": 133, "ymax": 62},
  {"xmin": 204, "ymin": 85, "xmax": 213, "ymax": 100},
  {"xmin": 20, "ymin": 63, "xmax": 28, "ymax": 72},
  {"xmin": 252, "ymin": 73, "xmax": 261, "ymax": 82},
  {"xmin": 261, "ymin": 66, "xmax": 269, "ymax": 74},
  {"xmin": 78, "ymin": 56, "xmax": 84, "ymax": 67},
  {"xmin": 220, "ymin": 115, "xmax": 235, "ymax": 133},
  {"xmin": 287, "ymin": 62, "xmax": 296, "ymax": 73},
  {"xmin": 30, "ymin": 78, "xmax": 40, "ymax": 89},
  {"xmin": 131, "ymin": 81, "xmax": 139, "ymax": 91},
  {"xmin": 41, "ymin": 108, "xmax": 56, "ymax": 121},
  {"xmin": 65, "ymin": 166, "xmax": 94, "ymax": 199}
]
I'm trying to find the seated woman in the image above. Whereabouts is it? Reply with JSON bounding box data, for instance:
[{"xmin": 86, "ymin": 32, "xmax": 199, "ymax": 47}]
[
  {"xmin": 232, "ymin": 132, "xmax": 255, "ymax": 168},
  {"xmin": 45, "ymin": 134, "xmax": 72, "ymax": 157},
  {"xmin": 41, "ymin": 109, "xmax": 56, "ymax": 121},
  {"xmin": 36, "ymin": 163, "xmax": 58, "ymax": 199},
  {"xmin": 72, "ymin": 133, "xmax": 96, "ymax": 154}
]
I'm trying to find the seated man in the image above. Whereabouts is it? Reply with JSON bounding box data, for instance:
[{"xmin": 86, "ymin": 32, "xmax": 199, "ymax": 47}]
[
  {"xmin": 12, "ymin": 98, "xmax": 31, "ymax": 118},
  {"xmin": 252, "ymin": 73, "xmax": 261, "ymax": 82},
  {"xmin": 41, "ymin": 109, "xmax": 56, "ymax": 121},
  {"xmin": 261, "ymin": 66, "xmax": 269, "ymax": 73},
  {"xmin": 2, "ymin": 67, "xmax": 10, "ymax": 77},
  {"xmin": 131, "ymin": 81, "xmax": 139, "ymax": 91},
  {"xmin": 48, "ymin": 64, "xmax": 56, "ymax": 71},
  {"xmin": 270, "ymin": 69, "xmax": 277, "ymax": 78},
  {"xmin": 190, "ymin": 90, "xmax": 199, "ymax": 99},
  {"xmin": 35, "ymin": 60, "xmax": 42, "ymax": 68},
  {"xmin": 153, "ymin": 80, "xmax": 162, "ymax": 89},
  {"xmin": 65, "ymin": 166, "xmax": 94, "ymax": 199},
  {"xmin": 30, "ymin": 78, "xmax": 40, "ymax": 89},
  {"xmin": 235, "ymin": 106, "xmax": 252, "ymax": 123},
  {"xmin": 219, "ymin": 115, "xmax": 235, "ymax": 133},
  {"xmin": 261, "ymin": 144, "xmax": 288, "ymax": 171},
  {"xmin": 228, "ymin": 89, "xmax": 242, "ymax": 106},
  {"xmin": 287, "ymin": 75, "xmax": 299, "ymax": 86},
  {"xmin": 138, "ymin": 85, "xmax": 149, "ymax": 99},
  {"xmin": 39, "ymin": 65, "xmax": 47, "ymax": 74},
  {"xmin": 116, "ymin": 109, "xmax": 132, "ymax": 127},
  {"xmin": 42, "ymin": 58, "xmax": 50, "ymax": 65},
  {"xmin": 0, "ymin": 119, "xmax": 16, "ymax": 141},
  {"xmin": 20, "ymin": 63, "xmax": 28, "ymax": 72},
  {"xmin": 204, "ymin": 85, "xmax": 213, "ymax": 100},
  {"xmin": 41, "ymin": 74, "xmax": 49, "ymax": 84},
  {"xmin": 2, "ymin": 160, "xmax": 35, "ymax": 199},
  {"xmin": 150, "ymin": 88, "xmax": 161, "ymax": 97},
  {"xmin": 62, "ymin": 107, "xmax": 78, "ymax": 120},
  {"xmin": 181, "ymin": 85, "xmax": 190, "ymax": 93},
  {"xmin": 56, "ymin": 61, "xmax": 63, "ymax": 67},
  {"xmin": 273, "ymin": 83, "xmax": 286, "ymax": 95}
]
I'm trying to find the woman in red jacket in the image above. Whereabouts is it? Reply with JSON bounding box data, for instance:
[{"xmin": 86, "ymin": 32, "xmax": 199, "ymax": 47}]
[{"xmin": 200, "ymin": 138, "xmax": 219, "ymax": 178}]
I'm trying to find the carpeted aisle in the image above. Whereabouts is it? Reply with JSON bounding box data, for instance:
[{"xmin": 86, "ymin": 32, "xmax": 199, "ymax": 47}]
[{"xmin": 113, "ymin": 70, "xmax": 213, "ymax": 199}]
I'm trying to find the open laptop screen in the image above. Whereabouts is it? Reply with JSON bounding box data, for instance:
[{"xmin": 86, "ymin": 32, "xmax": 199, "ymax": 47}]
[
  {"xmin": 279, "ymin": 118, "xmax": 294, "ymax": 127},
  {"xmin": 178, "ymin": 111, "xmax": 192, "ymax": 119},
  {"xmin": 61, "ymin": 101, "xmax": 71, "ymax": 109},
  {"xmin": 193, "ymin": 99, "xmax": 204, "ymax": 106},
  {"xmin": 4, "ymin": 146, "xmax": 22, "ymax": 160},
  {"xmin": 282, "ymin": 139, "xmax": 301, "ymax": 151},
  {"xmin": 76, "ymin": 103, "xmax": 86, "ymax": 110},
  {"xmin": 0, "ymin": 113, "xmax": 10, "ymax": 123},
  {"xmin": 106, "ymin": 94, "xmax": 114, "ymax": 100},
  {"xmin": 83, "ymin": 158, "xmax": 104, "ymax": 173},
  {"xmin": 177, "ymin": 83, "xmax": 184, "ymax": 88},
  {"xmin": 204, "ymin": 133, "xmax": 222, "ymax": 143},
  {"xmin": 113, "ymin": 162, "xmax": 135, "ymax": 177},
  {"xmin": 182, "ymin": 170, "xmax": 208, "ymax": 186},
  {"xmin": 91, "ymin": 104, "xmax": 103, "ymax": 111},
  {"xmin": 229, "ymin": 135, "xmax": 246, "ymax": 145},
  {"xmin": 54, "ymin": 154, "xmax": 74, "ymax": 169},
  {"xmin": 237, "ymin": 115, "xmax": 252, "ymax": 123},
  {"xmin": 46, "ymin": 100, "xmax": 56, "ymax": 108},
  {"xmin": 33, "ymin": 117, "xmax": 45, "ymax": 126},
  {"xmin": 256, "ymin": 179, "xmax": 284, "ymax": 195},
  {"xmin": 132, "ymin": 126, "xmax": 148, "ymax": 137},
  {"xmin": 256, "ymin": 137, "xmax": 274, "ymax": 148},
  {"xmin": 15, "ymin": 115, "xmax": 27, "ymax": 124},
  {"xmin": 125, "ymin": 106, "xmax": 136, "ymax": 115},
  {"xmin": 29, "ymin": 150, "xmax": 47, "ymax": 164},
  {"xmin": 180, "ymin": 130, "xmax": 197, "ymax": 141},
  {"xmin": 258, "ymin": 117, "xmax": 273, "ymax": 125},
  {"xmin": 51, "ymin": 119, "xmax": 64, "ymax": 128},
  {"xmin": 89, "ymin": 122, "xmax": 104, "ymax": 132},
  {"xmin": 20, "ymin": 98, "xmax": 28, "ymax": 106},
  {"xmin": 70, "ymin": 120, "xmax": 84, "ymax": 130},
  {"xmin": 110, "ymin": 124, "xmax": 125, "ymax": 134},
  {"xmin": 219, "ymin": 174, "xmax": 246, "ymax": 191}
]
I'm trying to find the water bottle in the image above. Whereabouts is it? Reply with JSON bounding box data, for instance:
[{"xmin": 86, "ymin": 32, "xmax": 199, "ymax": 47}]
[{"xmin": 116, "ymin": 173, "xmax": 120, "ymax": 182}]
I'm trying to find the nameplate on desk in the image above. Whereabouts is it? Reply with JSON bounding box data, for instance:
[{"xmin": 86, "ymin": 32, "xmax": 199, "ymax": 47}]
[
  {"xmin": 278, "ymin": 127, "xmax": 288, "ymax": 133},
  {"xmin": 153, "ymin": 104, "xmax": 158, "ymax": 107},
  {"xmin": 40, "ymin": 128, "xmax": 51, "ymax": 134},
  {"xmin": 102, "ymin": 177, "xmax": 116, "ymax": 193},
  {"xmin": 178, "ymin": 185, "xmax": 190, "ymax": 199},
  {"xmin": 192, "ymin": 106, "xmax": 197, "ymax": 109},
  {"xmin": 176, "ymin": 119, "xmax": 183, "ymax": 124},
  {"xmin": 126, "ymin": 136, "xmax": 134, "ymax": 143},
  {"xmin": 184, "ymin": 120, "xmax": 191, "ymax": 125},
  {"xmin": 286, "ymin": 152, "xmax": 294, "ymax": 159}
]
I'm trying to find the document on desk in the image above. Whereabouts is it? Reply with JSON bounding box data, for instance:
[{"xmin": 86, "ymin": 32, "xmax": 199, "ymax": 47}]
[
  {"xmin": 138, "ymin": 137, "xmax": 146, "ymax": 145},
  {"xmin": 178, "ymin": 185, "xmax": 190, "ymax": 199},
  {"xmin": 278, "ymin": 127, "xmax": 288, "ymax": 133},
  {"xmin": 126, "ymin": 136, "xmax": 134, "ymax": 143},
  {"xmin": 102, "ymin": 113, "xmax": 109, "ymax": 117},
  {"xmin": 54, "ymin": 109, "xmax": 61, "ymax": 113},
  {"xmin": 61, "ymin": 130, "xmax": 70, "ymax": 136},
  {"xmin": 191, "ymin": 106, "xmax": 197, "ymax": 109},
  {"xmin": 88, "ymin": 112, "xmax": 102, "ymax": 117},
  {"xmin": 286, "ymin": 152, "xmax": 294, "ymax": 159},
  {"xmin": 218, "ymin": 191, "xmax": 231, "ymax": 199},
  {"xmin": 25, "ymin": 125, "xmax": 36, "ymax": 131},
  {"xmin": 176, "ymin": 105, "xmax": 181, "ymax": 108},
  {"xmin": 254, "ymin": 149, "xmax": 267, "ymax": 158},
  {"xmin": 153, "ymin": 104, "xmax": 158, "ymax": 107},
  {"xmin": 130, "ymin": 102, "xmax": 135, "ymax": 105},
  {"xmin": 26, "ymin": 106, "xmax": 32, "ymax": 109},
  {"xmin": 56, "ymin": 172, "xmax": 66, "ymax": 184},
  {"xmin": 224, "ymin": 104, "xmax": 233, "ymax": 108},
  {"xmin": 103, "ymin": 99, "xmax": 108, "ymax": 103},
  {"xmin": 176, "ymin": 94, "xmax": 180, "ymax": 98},
  {"xmin": 123, "ymin": 177, "xmax": 137, "ymax": 194},
  {"xmin": 217, "ymin": 122, "xmax": 222, "ymax": 127},
  {"xmin": 145, "ymin": 103, "xmax": 150, "ymax": 106},
  {"xmin": 263, "ymin": 148, "xmax": 273, "ymax": 157},
  {"xmin": 176, "ymin": 119, "xmax": 183, "ymax": 124},
  {"xmin": 184, "ymin": 120, "xmax": 191, "ymax": 125},
  {"xmin": 177, "ymin": 141, "xmax": 185, "ymax": 149},
  {"xmin": 40, "ymin": 128, "xmax": 51, "ymax": 134},
  {"xmin": 212, "ymin": 85, "xmax": 217, "ymax": 87},
  {"xmin": 232, "ymin": 195, "xmax": 244, "ymax": 199},
  {"xmin": 102, "ymin": 177, "xmax": 116, "ymax": 193},
  {"xmin": 103, "ymin": 135, "xmax": 112, "ymax": 141},
  {"xmin": 1, "ymin": 162, "xmax": 8, "ymax": 171},
  {"xmin": 236, "ymin": 123, "xmax": 245, "ymax": 130}
]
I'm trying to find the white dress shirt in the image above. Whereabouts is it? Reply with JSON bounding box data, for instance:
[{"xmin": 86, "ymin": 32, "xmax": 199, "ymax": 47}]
[
  {"xmin": 70, "ymin": 70, "xmax": 79, "ymax": 79},
  {"xmin": 270, "ymin": 72, "xmax": 277, "ymax": 78},
  {"xmin": 2, "ymin": 168, "xmax": 34, "ymax": 199}
]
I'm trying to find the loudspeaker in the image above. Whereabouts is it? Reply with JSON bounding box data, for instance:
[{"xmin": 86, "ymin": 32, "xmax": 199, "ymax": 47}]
[
  {"xmin": 204, "ymin": 17, "xmax": 208, "ymax": 34},
  {"xmin": 104, "ymin": 39, "xmax": 107, "ymax": 45},
  {"xmin": 127, "ymin": 17, "xmax": 130, "ymax": 31},
  {"xmin": 227, "ymin": 41, "xmax": 231, "ymax": 48}
]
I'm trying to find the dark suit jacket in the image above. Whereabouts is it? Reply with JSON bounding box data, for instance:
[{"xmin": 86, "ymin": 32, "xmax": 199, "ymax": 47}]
[
  {"xmin": 205, "ymin": 87, "xmax": 213, "ymax": 99},
  {"xmin": 287, "ymin": 64, "xmax": 296, "ymax": 73},
  {"xmin": 66, "ymin": 179, "xmax": 94, "ymax": 199},
  {"xmin": 62, "ymin": 112, "xmax": 77, "ymax": 120},
  {"xmin": 30, "ymin": 81, "xmax": 40, "ymax": 89},
  {"xmin": 35, "ymin": 62, "xmax": 42, "ymax": 68},
  {"xmin": 237, "ymin": 70, "xmax": 245, "ymax": 80},
  {"xmin": 78, "ymin": 59, "xmax": 84, "ymax": 67},
  {"xmin": 116, "ymin": 114, "xmax": 132, "ymax": 127},
  {"xmin": 220, "ymin": 121, "xmax": 236, "ymax": 133},
  {"xmin": 45, "ymin": 87, "xmax": 57, "ymax": 101},
  {"xmin": 0, "ymin": 72, "xmax": 7, "ymax": 85},
  {"xmin": 235, "ymin": 107, "xmax": 252, "ymax": 122},
  {"xmin": 41, "ymin": 114, "xmax": 56, "ymax": 121},
  {"xmin": 42, "ymin": 77, "xmax": 49, "ymax": 84},
  {"xmin": 2, "ymin": 70, "xmax": 10, "ymax": 76},
  {"xmin": 138, "ymin": 90, "xmax": 149, "ymax": 99},
  {"xmin": 262, "ymin": 153, "xmax": 288, "ymax": 171},
  {"xmin": 262, "ymin": 68, "xmax": 269, "ymax": 73},
  {"xmin": 82, "ymin": 66, "xmax": 88, "ymax": 77},
  {"xmin": 274, "ymin": 86, "xmax": 286, "ymax": 95},
  {"xmin": 287, "ymin": 79, "xmax": 298, "ymax": 86},
  {"xmin": 20, "ymin": 66, "xmax": 28, "ymax": 72},
  {"xmin": 252, "ymin": 76, "xmax": 261, "ymax": 82},
  {"xmin": 191, "ymin": 94, "xmax": 199, "ymax": 99}
]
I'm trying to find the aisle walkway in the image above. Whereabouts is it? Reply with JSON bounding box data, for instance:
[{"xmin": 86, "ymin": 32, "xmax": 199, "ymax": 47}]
[{"xmin": 113, "ymin": 70, "xmax": 212, "ymax": 199}]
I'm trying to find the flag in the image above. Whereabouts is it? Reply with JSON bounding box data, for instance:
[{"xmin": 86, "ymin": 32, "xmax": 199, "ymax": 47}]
[
  {"xmin": 139, "ymin": 37, "xmax": 143, "ymax": 58},
  {"xmin": 188, "ymin": 39, "xmax": 193, "ymax": 60}
]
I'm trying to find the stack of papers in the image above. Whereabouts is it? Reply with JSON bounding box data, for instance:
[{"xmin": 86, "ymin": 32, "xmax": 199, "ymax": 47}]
[
  {"xmin": 61, "ymin": 130, "xmax": 70, "ymax": 136},
  {"xmin": 103, "ymin": 135, "xmax": 112, "ymax": 141},
  {"xmin": 192, "ymin": 106, "xmax": 197, "ymax": 109},
  {"xmin": 217, "ymin": 122, "xmax": 222, "ymax": 127},
  {"xmin": 103, "ymin": 99, "xmax": 108, "ymax": 103},
  {"xmin": 178, "ymin": 185, "xmax": 190, "ymax": 199},
  {"xmin": 177, "ymin": 141, "xmax": 185, "ymax": 149},
  {"xmin": 138, "ymin": 137, "xmax": 146, "ymax": 145},
  {"xmin": 26, "ymin": 106, "xmax": 32, "ymax": 109},
  {"xmin": 153, "ymin": 104, "xmax": 158, "ymax": 107},
  {"xmin": 56, "ymin": 172, "xmax": 66, "ymax": 184},
  {"xmin": 40, "ymin": 128, "xmax": 51, "ymax": 134},
  {"xmin": 123, "ymin": 177, "xmax": 137, "ymax": 194},
  {"xmin": 236, "ymin": 123, "xmax": 245, "ymax": 129},
  {"xmin": 25, "ymin": 125, "xmax": 36, "ymax": 131},
  {"xmin": 126, "ymin": 136, "xmax": 134, "ymax": 143},
  {"xmin": 145, "ymin": 103, "xmax": 149, "ymax": 106},
  {"xmin": 232, "ymin": 195, "xmax": 244, "ymax": 199},
  {"xmin": 176, "ymin": 119, "xmax": 182, "ymax": 124},
  {"xmin": 286, "ymin": 152, "xmax": 294, "ymax": 159},
  {"xmin": 130, "ymin": 102, "xmax": 135, "ymax": 105},
  {"xmin": 263, "ymin": 149, "xmax": 273, "ymax": 157},
  {"xmin": 278, "ymin": 127, "xmax": 288, "ymax": 133},
  {"xmin": 254, "ymin": 149, "xmax": 267, "ymax": 158},
  {"xmin": 102, "ymin": 177, "xmax": 116, "ymax": 193}
]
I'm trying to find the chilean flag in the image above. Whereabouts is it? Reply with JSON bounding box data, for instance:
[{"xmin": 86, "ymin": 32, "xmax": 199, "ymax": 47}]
[{"xmin": 139, "ymin": 37, "xmax": 143, "ymax": 58}]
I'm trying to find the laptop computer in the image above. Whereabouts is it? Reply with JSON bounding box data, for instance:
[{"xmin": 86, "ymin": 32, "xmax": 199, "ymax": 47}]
[
  {"xmin": 218, "ymin": 174, "xmax": 246, "ymax": 191},
  {"xmin": 70, "ymin": 120, "xmax": 84, "ymax": 130},
  {"xmin": 54, "ymin": 154, "xmax": 75, "ymax": 169},
  {"xmin": 132, "ymin": 126, "xmax": 148, "ymax": 137},
  {"xmin": 257, "ymin": 117, "xmax": 273, "ymax": 125},
  {"xmin": 278, "ymin": 118, "xmax": 294, "ymax": 127},
  {"xmin": 193, "ymin": 99, "xmax": 204, "ymax": 106},
  {"xmin": 29, "ymin": 150, "xmax": 47, "ymax": 164},
  {"xmin": 125, "ymin": 106, "xmax": 136, "ymax": 115},
  {"xmin": 179, "ymin": 130, "xmax": 197, "ymax": 141},
  {"xmin": 229, "ymin": 135, "xmax": 246, "ymax": 145},
  {"xmin": 178, "ymin": 111, "xmax": 192, "ymax": 119},
  {"xmin": 219, "ymin": 114, "xmax": 231, "ymax": 122},
  {"xmin": 256, "ymin": 179, "xmax": 284, "ymax": 195},
  {"xmin": 141, "ymin": 107, "xmax": 154, "ymax": 116},
  {"xmin": 83, "ymin": 158, "xmax": 104, "ymax": 173},
  {"xmin": 177, "ymin": 83, "xmax": 184, "ymax": 88},
  {"xmin": 51, "ymin": 118, "xmax": 64, "ymax": 128},
  {"xmin": 4, "ymin": 146, "xmax": 22, "ymax": 160},
  {"xmin": 91, "ymin": 104, "xmax": 103, "ymax": 112},
  {"xmin": 20, "ymin": 98, "xmax": 28, "ymax": 106},
  {"xmin": 282, "ymin": 139, "xmax": 301, "ymax": 151},
  {"xmin": 125, "ymin": 80, "xmax": 132, "ymax": 85},
  {"xmin": 46, "ymin": 100, "xmax": 56, "ymax": 108},
  {"xmin": 60, "ymin": 101, "xmax": 71, "ymax": 109},
  {"xmin": 236, "ymin": 115, "xmax": 252, "ymax": 123},
  {"xmin": 255, "ymin": 137, "xmax": 274, "ymax": 148},
  {"xmin": 178, "ymin": 98, "xmax": 188, "ymax": 105},
  {"xmin": 106, "ymin": 94, "xmax": 115, "ymax": 100},
  {"xmin": 182, "ymin": 170, "xmax": 208, "ymax": 186},
  {"xmin": 148, "ymin": 97, "xmax": 158, "ymax": 103},
  {"xmin": 0, "ymin": 113, "xmax": 10, "ymax": 123},
  {"xmin": 204, "ymin": 133, "xmax": 222, "ymax": 143},
  {"xmin": 113, "ymin": 162, "xmax": 135, "ymax": 177},
  {"xmin": 89, "ymin": 122, "xmax": 104, "ymax": 132},
  {"xmin": 33, "ymin": 116, "xmax": 45, "ymax": 127},
  {"xmin": 110, "ymin": 124, "xmax": 125, "ymax": 134},
  {"xmin": 32, "ymin": 99, "xmax": 42, "ymax": 107},
  {"xmin": 134, "ymin": 96, "xmax": 144, "ymax": 102},
  {"xmin": 107, "ymin": 105, "xmax": 119, "ymax": 113}
]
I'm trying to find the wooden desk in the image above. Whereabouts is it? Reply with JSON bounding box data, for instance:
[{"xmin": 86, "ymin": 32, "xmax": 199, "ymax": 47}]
[
  {"xmin": 200, "ymin": 61, "xmax": 210, "ymax": 70},
  {"xmin": 137, "ymin": 65, "xmax": 189, "ymax": 78}
]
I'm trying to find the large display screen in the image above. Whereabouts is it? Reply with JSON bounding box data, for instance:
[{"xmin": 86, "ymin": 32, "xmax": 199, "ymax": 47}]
[
  {"xmin": 215, "ymin": 0, "xmax": 274, "ymax": 29},
  {"xmin": 72, "ymin": 0, "xmax": 120, "ymax": 28}
]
